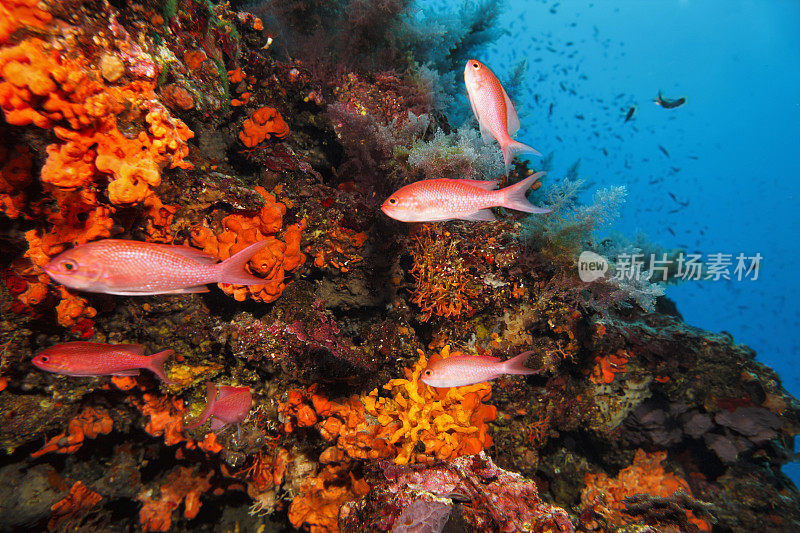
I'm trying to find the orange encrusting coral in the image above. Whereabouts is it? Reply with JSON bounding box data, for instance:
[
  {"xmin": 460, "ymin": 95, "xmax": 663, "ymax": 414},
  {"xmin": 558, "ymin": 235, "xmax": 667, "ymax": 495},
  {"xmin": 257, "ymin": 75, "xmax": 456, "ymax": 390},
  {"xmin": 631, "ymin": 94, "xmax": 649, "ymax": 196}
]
[
  {"xmin": 279, "ymin": 346, "xmax": 497, "ymax": 466},
  {"xmin": 0, "ymin": 38, "xmax": 193, "ymax": 205},
  {"xmin": 288, "ymin": 461, "xmax": 370, "ymax": 533},
  {"xmin": 138, "ymin": 466, "xmax": 212, "ymax": 532},
  {"xmin": 190, "ymin": 186, "xmax": 305, "ymax": 303},
  {"xmin": 132, "ymin": 393, "xmax": 188, "ymax": 447},
  {"xmin": 310, "ymin": 226, "xmax": 368, "ymax": 273},
  {"xmin": 0, "ymin": 0, "xmax": 51, "ymax": 45},
  {"xmin": 589, "ymin": 349, "xmax": 629, "ymax": 385},
  {"xmin": 0, "ymin": 142, "xmax": 33, "ymax": 218},
  {"xmin": 31, "ymin": 407, "xmax": 113, "ymax": 458},
  {"xmin": 55, "ymin": 286, "xmax": 97, "ymax": 328},
  {"xmin": 239, "ymin": 106, "xmax": 290, "ymax": 147},
  {"xmin": 580, "ymin": 449, "xmax": 710, "ymax": 531}
]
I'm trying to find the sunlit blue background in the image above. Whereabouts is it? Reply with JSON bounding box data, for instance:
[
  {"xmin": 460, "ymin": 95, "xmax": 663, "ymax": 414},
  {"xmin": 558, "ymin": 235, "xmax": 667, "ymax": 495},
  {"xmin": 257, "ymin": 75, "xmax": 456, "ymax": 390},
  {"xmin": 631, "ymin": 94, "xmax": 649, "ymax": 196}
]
[{"xmin": 425, "ymin": 0, "xmax": 800, "ymax": 479}]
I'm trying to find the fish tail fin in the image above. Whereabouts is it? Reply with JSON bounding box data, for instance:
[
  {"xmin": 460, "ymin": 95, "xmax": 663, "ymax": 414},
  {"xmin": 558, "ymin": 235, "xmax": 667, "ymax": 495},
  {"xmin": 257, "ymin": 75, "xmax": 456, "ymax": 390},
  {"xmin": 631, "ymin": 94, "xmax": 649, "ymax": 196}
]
[
  {"xmin": 501, "ymin": 350, "xmax": 540, "ymax": 376},
  {"xmin": 501, "ymin": 139, "xmax": 541, "ymax": 175},
  {"xmin": 217, "ymin": 241, "xmax": 269, "ymax": 285},
  {"xmin": 147, "ymin": 349, "xmax": 177, "ymax": 384},
  {"xmin": 185, "ymin": 382, "xmax": 217, "ymax": 431},
  {"xmin": 501, "ymin": 172, "xmax": 551, "ymax": 214}
]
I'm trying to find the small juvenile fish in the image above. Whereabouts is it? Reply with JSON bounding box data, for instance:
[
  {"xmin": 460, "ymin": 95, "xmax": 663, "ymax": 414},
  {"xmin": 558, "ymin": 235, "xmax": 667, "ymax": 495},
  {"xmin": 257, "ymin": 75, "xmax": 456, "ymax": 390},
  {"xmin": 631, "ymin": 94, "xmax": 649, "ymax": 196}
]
[
  {"xmin": 381, "ymin": 172, "xmax": 549, "ymax": 222},
  {"xmin": 44, "ymin": 239, "xmax": 269, "ymax": 295},
  {"xmin": 185, "ymin": 382, "xmax": 252, "ymax": 431},
  {"xmin": 464, "ymin": 59, "xmax": 541, "ymax": 174},
  {"xmin": 32, "ymin": 342, "xmax": 176, "ymax": 383},
  {"xmin": 420, "ymin": 350, "xmax": 539, "ymax": 388}
]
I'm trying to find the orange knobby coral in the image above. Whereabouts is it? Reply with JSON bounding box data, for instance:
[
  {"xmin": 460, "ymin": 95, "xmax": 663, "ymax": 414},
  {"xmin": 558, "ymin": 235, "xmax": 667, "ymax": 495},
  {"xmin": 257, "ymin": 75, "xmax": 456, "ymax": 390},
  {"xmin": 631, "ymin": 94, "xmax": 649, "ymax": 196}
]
[
  {"xmin": 31, "ymin": 407, "xmax": 113, "ymax": 458},
  {"xmin": 0, "ymin": 142, "xmax": 33, "ymax": 218},
  {"xmin": 589, "ymin": 349, "xmax": 630, "ymax": 385},
  {"xmin": 310, "ymin": 225, "xmax": 368, "ymax": 273},
  {"xmin": 55, "ymin": 286, "xmax": 97, "ymax": 328},
  {"xmin": 580, "ymin": 449, "xmax": 710, "ymax": 531},
  {"xmin": 138, "ymin": 466, "xmax": 212, "ymax": 532},
  {"xmin": 134, "ymin": 393, "xmax": 187, "ymax": 447},
  {"xmin": 288, "ymin": 461, "xmax": 369, "ymax": 533},
  {"xmin": 239, "ymin": 106, "xmax": 290, "ymax": 147},
  {"xmin": 190, "ymin": 186, "xmax": 305, "ymax": 303},
  {"xmin": 0, "ymin": 0, "xmax": 51, "ymax": 45},
  {"xmin": 0, "ymin": 38, "xmax": 193, "ymax": 205}
]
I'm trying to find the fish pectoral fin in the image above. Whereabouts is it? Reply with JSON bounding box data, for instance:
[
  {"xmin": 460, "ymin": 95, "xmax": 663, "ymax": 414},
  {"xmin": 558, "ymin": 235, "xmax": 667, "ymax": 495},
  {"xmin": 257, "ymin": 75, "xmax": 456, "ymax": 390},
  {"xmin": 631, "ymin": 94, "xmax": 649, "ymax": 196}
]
[
  {"xmin": 460, "ymin": 209, "xmax": 497, "ymax": 222},
  {"xmin": 501, "ymin": 84, "xmax": 521, "ymax": 136},
  {"xmin": 106, "ymin": 286, "xmax": 210, "ymax": 295},
  {"xmin": 112, "ymin": 369, "xmax": 141, "ymax": 377}
]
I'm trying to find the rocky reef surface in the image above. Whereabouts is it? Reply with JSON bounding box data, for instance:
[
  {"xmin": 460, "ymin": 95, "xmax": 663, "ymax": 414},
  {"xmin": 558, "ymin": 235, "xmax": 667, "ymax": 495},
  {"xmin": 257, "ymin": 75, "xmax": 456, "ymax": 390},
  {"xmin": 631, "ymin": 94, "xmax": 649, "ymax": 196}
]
[{"xmin": 0, "ymin": 1, "xmax": 798, "ymax": 532}]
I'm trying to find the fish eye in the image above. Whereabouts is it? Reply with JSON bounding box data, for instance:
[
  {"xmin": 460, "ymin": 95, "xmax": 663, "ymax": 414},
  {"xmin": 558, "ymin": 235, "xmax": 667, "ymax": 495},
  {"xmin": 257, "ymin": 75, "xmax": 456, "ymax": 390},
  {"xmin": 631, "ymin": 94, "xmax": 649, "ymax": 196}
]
[
  {"xmin": 472, "ymin": 62, "xmax": 480, "ymax": 69},
  {"xmin": 62, "ymin": 260, "xmax": 77, "ymax": 272},
  {"xmin": 40, "ymin": 356, "xmax": 49, "ymax": 362},
  {"xmin": 388, "ymin": 198, "xmax": 397, "ymax": 205},
  {"xmin": 424, "ymin": 370, "xmax": 431, "ymax": 375}
]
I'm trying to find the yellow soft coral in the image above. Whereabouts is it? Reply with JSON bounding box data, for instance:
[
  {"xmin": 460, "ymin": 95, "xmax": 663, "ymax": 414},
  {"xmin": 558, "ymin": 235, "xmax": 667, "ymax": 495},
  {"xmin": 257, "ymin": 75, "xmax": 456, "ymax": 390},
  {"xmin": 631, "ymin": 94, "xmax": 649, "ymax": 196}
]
[
  {"xmin": 280, "ymin": 347, "xmax": 497, "ymax": 465},
  {"xmin": 363, "ymin": 346, "xmax": 496, "ymax": 464}
]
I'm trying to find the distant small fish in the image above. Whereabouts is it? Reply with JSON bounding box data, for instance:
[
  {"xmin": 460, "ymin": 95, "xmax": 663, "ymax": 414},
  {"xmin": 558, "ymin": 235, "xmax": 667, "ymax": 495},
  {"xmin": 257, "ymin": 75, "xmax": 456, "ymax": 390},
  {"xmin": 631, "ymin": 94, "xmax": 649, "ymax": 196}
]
[
  {"xmin": 381, "ymin": 173, "xmax": 549, "ymax": 223},
  {"xmin": 624, "ymin": 106, "xmax": 637, "ymax": 122},
  {"xmin": 654, "ymin": 91, "xmax": 687, "ymax": 109},
  {"xmin": 32, "ymin": 342, "xmax": 176, "ymax": 383},
  {"xmin": 420, "ymin": 351, "xmax": 539, "ymax": 388},
  {"xmin": 464, "ymin": 59, "xmax": 541, "ymax": 175},
  {"xmin": 658, "ymin": 145, "xmax": 670, "ymax": 157},
  {"xmin": 44, "ymin": 239, "xmax": 270, "ymax": 296},
  {"xmin": 185, "ymin": 382, "xmax": 252, "ymax": 431}
]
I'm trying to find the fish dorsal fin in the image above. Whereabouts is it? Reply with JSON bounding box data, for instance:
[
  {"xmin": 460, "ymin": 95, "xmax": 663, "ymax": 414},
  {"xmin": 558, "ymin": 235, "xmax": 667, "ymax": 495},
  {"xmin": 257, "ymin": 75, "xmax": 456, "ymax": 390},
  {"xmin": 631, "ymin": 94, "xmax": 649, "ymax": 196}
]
[
  {"xmin": 453, "ymin": 179, "xmax": 498, "ymax": 191},
  {"xmin": 116, "ymin": 344, "xmax": 145, "ymax": 356},
  {"xmin": 501, "ymin": 85, "xmax": 520, "ymax": 136},
  {"xmin": 215, "ymin": 385, "xmax": 243, "ymax": 401},
  {"xmin": 168, "ymin": 246, "xmax": 219, "ymax": 265}
]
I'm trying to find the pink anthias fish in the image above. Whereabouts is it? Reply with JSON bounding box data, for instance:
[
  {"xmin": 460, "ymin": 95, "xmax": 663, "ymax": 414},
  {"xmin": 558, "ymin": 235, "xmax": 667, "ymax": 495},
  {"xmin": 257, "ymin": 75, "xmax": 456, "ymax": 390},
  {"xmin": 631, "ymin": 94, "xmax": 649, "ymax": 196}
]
[
  {"xmin": 464, "ymin": 59, "xmax": 541, "ymax": 175},
  {"xmin": 32, "ymin": 341, "xmax": 176, "ymax": 384},
  {"xmin": 381, "ymin": 172, "xmax": 549, "ymax": 222},
  {"xmin": 44, "ymin": 239, "xmax": 269, "ymax": 295},
  {"xmin": 420, "ymin": 350, "xmax": 539, "ymax": 388},
  {"xmin": 185, "ymin": 382, "xmax": 253, "ymax": 431}
]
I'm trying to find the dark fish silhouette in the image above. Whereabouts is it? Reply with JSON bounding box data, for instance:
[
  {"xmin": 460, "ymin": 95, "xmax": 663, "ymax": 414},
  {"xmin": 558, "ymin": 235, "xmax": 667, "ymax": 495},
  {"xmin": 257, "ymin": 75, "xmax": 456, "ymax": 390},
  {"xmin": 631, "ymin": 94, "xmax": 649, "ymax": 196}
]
[
  {"xmin": 624, "ymin": 106, "xmax": 637, "ymax": 122},
  {"xmin": 658, "ymin": 145, "xmax": 670, "ymax": 157},
  {"xmin": 655, "ymin": 91, "xmax": 687, "ymax": 109}
]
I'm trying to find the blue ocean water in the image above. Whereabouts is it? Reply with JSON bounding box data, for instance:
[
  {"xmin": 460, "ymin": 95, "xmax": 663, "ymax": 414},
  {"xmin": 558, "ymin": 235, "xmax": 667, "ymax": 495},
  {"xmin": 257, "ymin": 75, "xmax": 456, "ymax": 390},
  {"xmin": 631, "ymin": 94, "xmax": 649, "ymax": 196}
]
[{"xmin": 431, "ymin": 0, "xmax": 800, "ymax": 477}]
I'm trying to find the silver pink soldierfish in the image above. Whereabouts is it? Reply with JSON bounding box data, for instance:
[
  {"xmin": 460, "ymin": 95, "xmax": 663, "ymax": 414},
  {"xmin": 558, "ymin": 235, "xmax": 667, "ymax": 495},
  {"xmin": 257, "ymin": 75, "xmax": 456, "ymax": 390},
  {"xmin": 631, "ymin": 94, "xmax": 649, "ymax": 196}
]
[
  {"xmin": 464, "ymin": 59, "xmax": 541, "ymax": 175},
  {"xmin": 44, "ymin": 239, "xmax": 269, "ymax": 295},
  {"xmin": 32, "ymin": 341, "xmax": 176, "ymax": 384},
  {"xmin": 420, "ymin": 350, "xmax": 539, "ymax": 388},
  {"xmin": 381, "ymin": 172, "xmax": 549, "ymax": 222}
]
